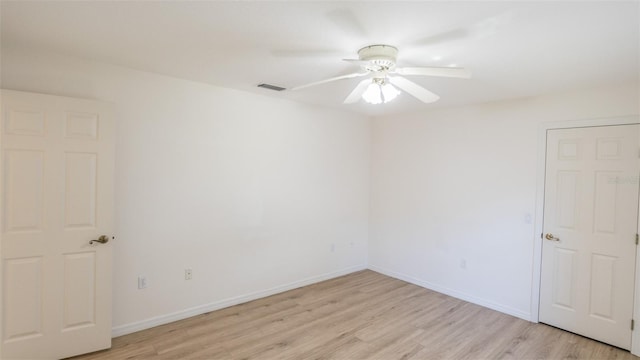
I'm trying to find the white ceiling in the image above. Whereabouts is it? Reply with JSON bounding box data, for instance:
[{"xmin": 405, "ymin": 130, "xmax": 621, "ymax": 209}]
[{"xmin": 1, "ymin": 1, "xmax": 638, "ymax": 116}]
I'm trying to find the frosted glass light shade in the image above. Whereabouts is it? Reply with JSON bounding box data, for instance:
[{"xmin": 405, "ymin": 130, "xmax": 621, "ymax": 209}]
[
  {"xmin": 362, "ymin": 81, "xmax": 400, "ymax": 104},
  {"xmin": 362, "ymin": 83, "xmax": 383, "ymax": 104},
  {"xmin": 381, "ymin": 83, "xmax": 400, "ymax": 102}
]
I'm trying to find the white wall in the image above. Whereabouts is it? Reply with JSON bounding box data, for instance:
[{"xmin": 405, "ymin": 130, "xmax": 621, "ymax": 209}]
[
  {"xmin": 1, "ymin": 47, "xmax": 370, "ymax": 334},
  {"xmin": 369, "ymin": 83, "xmax": 639, "ymax": 320},
  {"xmin": 4, "ymin": 44, "xmax": 640, "ymax": 340}
]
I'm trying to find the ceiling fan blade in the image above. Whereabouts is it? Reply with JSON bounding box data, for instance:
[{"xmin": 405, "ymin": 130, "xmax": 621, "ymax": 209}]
[
  {"xmin": 412, "ymin": 28, "xmax": 469, "ymax": 47},
  {"xmin": 326, "ymin": 8, "xmax": 367, "ymax": 38},
  {"xmin": 470, "ymin": 12, "xmax": 514, "ymax": 39},
  {"xmin": 291, "ymin": 72, "xmax": 368, "ymax": 91},
  {"xmin": 388, "ymin": 76, "xmax": 440, "ymax": 104},
  {"xmin": 342, "ymin": 59, "xmax": 368, "ymax": 65},
  {"xmin": 412, "ymin": 12, "xmax": 513, "ymax": 47},
  {"xmin": 271, "ymin": 48, "xmax": 346, "ymax": 58},
  {"xmin": 343, "ymin": 79, "xmax": 371, "ymax": 104},
  {"xmin": 394, "ymin": 66, "xmax": 472, "ymax": 79}
]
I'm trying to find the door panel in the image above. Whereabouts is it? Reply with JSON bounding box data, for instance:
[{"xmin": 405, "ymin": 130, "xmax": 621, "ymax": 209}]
[
  {"xmin": 593, "ymin": 171, "xmax": 619, "ymax": 233},
  {"xmin": 65, "ymin": 152, "xmax": 98, "ymax": 228},
  {"xmin": 551, "ymin": 247, "xmax": 576, "ymax": 310},
  {"xmin": 556, "ymin": 170, "xmax": 579, "ymax": 229},
  {"xmin": 3, "ymin": 257, "xmax": 43, "ymax": 341},
  {"xmin": 63, "ymin": 252, "xmax": 97, "ymax": 330},
  {"xmin": 589, "ymin": 253, "xmax": 616, "ymax": 320},
  {"xmin": 4, "ymin": 149, "xmax": 44, "ymax": 232},
  {"xmin": 1, "ymin": 90, "xmax": 114, "ymax": 359},
  {"xmin": 540, "ymin": 125, "xmax": 640, "ymax": 350}
]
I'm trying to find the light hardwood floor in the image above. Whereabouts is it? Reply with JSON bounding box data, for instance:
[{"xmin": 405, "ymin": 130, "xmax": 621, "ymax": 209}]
[{"xmin": 70, "ymin": 270, "xmax": 636, "ymax": 359}]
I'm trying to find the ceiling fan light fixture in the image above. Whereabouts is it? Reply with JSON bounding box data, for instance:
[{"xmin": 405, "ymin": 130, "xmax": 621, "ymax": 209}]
[
  {"xmin": 362, "ymin": 82, "xmax": 383, "ymax": 104},
  {"xmin": 362, "ymin": 79, "xmax": 400, "ymax": 105},
  {"xmin": 381, "ymin": 83, "xmax": 400, "ymax": 103},
  {"xmin": 291, "ymin": 43, "xmax": 469, "ymax": 105}
]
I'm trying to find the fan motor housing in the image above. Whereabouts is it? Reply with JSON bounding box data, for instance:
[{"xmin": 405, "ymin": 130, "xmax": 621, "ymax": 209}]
[{"xmin": 358, "ymin": 44, "xmax": 398, "ymax": 71}]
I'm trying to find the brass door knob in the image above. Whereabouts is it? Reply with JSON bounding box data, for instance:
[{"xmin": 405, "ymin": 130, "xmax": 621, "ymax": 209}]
[
  {"xmin": 545, "ymin": 233, "xmax": 560, "ymax": 242},
  {"xmin": 90, "ymin": 235, "xmax": 110, "ymax": 245}
]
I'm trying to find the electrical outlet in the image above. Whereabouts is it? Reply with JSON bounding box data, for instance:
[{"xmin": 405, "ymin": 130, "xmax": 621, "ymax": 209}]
[
  {"xmin": 460, "ymin": 259, "xmax": 467, "ymax": 269},
  {"xmin": 138, "ymin": 276, "xmax": 148, "ymax": 289},
  {"xmin": 185, "ymin": 268, "xmax": 193, "ymax": 280}
]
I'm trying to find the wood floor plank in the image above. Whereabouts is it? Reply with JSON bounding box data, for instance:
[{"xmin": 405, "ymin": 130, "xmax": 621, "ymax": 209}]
[{"xmin": 68, "ymin": 270, "xmax": 637, "ymax": 360}]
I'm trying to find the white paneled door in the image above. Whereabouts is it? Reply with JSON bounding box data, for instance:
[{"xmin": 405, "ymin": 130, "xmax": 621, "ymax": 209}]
[
  {"xmin": 1, "ymin": 90, "xmax": 114, "ymax": 359},
  {"xmin": 540, "ymin": 125, "xmax": 640, "ymax": 349}
]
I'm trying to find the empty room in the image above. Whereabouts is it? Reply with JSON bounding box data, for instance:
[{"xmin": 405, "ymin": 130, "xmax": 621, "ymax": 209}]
[{"xmin": 1, "ymin": 1, "xmax": 639, "ymax": 359}]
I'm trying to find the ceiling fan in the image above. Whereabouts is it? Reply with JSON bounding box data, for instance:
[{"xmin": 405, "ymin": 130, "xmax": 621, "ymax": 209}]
[{"xmin": 290, "ymin": 44, "xmax": 471, "ymax": 105}]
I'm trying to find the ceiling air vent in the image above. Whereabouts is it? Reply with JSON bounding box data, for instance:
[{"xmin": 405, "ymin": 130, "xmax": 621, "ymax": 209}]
[{"xmin": 257, "ymin": 83, "xmax": 286, "ymax": 91}]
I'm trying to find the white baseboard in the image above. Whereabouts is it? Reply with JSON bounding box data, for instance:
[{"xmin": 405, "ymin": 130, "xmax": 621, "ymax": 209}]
[
  {"xmin": 368, "ymin": 264, "xmax": 532, "ymax": 322},
  {"xmin": 112, "ymin": 263, "xmax": 531, "ymax": 338},
  {"xmin": 111, "ymin": 264, "xmax": 367, "ymax": 337}
]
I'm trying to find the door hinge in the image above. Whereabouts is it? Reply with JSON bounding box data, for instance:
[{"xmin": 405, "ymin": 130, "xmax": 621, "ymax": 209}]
[
  {"xmin": 636, "ymin": 234, "xmax": 639, "ymax": 245},
  {"xmin": 632, "ymin": 319, "xmax": 635, "ymax": 331}
]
